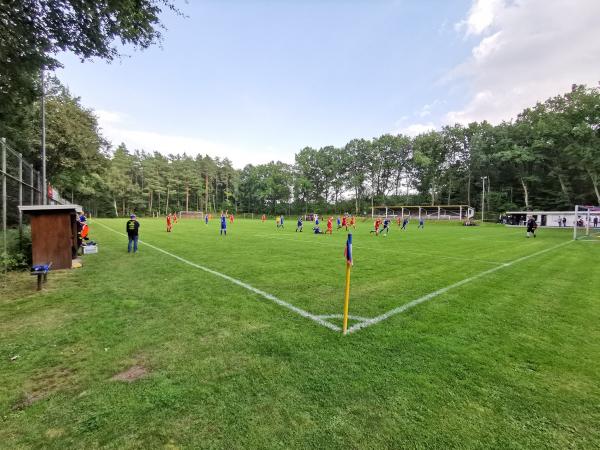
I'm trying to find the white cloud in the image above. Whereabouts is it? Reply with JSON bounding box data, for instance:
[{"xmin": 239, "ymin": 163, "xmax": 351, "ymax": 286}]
[
  {"xmin": 455, "ymin": 0, "xmax": 504, "ymax": 36},
  {"xmin": 418, "ymin": 105, "xmax": 432, "ymax": 118},
  {"xmin": 398, "ymin": 122, "xmax": 437, "ymax": 137},
  {"xmin": 96, "ymin": 109, "xmax": 125, "ymax": 125},
  {"xmin": 446, "ymin": 0, "xmax": 600, "ymax": 125},
  {"xmin": 392, "ymin": 114, "xmax": 437, "ymax": 136},
  {"xmin": 417, "ymin": 100, "xmax": 443, "ymax": 118},
  {"xmin": 95, "ymin": 110, "xmax": 288, "ymax": 167},
  {"xmin": 471, "ymin": 31, "xmax": 502, "ymax": 60}
]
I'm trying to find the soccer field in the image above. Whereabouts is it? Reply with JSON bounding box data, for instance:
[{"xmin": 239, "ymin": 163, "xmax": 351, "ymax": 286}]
[
  {"xmin": 94, "ymin": 218, "xmax": 580, "ymax": 333},
  {"xmin": 1, "ymin": 218, "xmax": 599, "ymax": 448}
]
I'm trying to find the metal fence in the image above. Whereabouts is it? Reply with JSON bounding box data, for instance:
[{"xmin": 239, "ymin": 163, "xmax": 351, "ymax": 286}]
[{"xmin": 1, "ymin": 137, "xmax": 71, "ymax": 262}]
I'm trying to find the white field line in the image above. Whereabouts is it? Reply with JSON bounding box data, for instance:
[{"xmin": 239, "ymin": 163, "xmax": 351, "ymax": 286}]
[
  {"xmin": 255, "ymin": 234, "xmax": 505, "ymax": 265},
  {"xmin": 93, "ymin": 221, "xmax": 341, "ymax": 332},
  {"xmin": 316, "ymin": 314, "xmax": 371, "ymax": 322},
  {"xmin": 346, "ymin": 240, "xmax": 573, "ymax": 334},
  {"xmin": 460, "ymin": 237, "xmax": 538, "ymax": 243}
]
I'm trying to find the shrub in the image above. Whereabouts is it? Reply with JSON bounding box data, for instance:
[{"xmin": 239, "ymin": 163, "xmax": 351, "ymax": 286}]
[{"xmin": 1, "ymin": 228, "xmax": 32, "ymax": 271}]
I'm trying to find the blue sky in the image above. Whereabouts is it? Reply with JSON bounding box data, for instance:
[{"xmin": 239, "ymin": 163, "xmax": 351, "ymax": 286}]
[{"xmin": 56, "ymin": 0, "xmax": 600, "ymax": 167}]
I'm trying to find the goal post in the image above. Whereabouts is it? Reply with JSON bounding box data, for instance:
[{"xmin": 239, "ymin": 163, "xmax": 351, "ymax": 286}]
[{"xmin": 573, "ymin": 205, "xmax": 600, "ymax": 240}]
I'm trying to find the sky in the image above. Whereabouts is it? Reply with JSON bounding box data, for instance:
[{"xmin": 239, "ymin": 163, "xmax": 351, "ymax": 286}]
[{"xmin": 55, "ymin": 0, "xmax": 600, "ymax": 168}]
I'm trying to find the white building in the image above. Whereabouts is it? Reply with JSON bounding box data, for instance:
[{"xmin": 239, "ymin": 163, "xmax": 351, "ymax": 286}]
[{"xmin": 505, "ymin": 210, "xmax": 599, "ymax": 227}]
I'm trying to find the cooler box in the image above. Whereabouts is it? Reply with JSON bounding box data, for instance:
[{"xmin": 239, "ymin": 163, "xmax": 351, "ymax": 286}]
[{"xmin": 83, "ymin": 245, "xmax": 98, "ymax": 254}]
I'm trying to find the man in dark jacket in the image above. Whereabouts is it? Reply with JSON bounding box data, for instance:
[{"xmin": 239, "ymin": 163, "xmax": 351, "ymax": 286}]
[
  {"xmin": 126, "ymin": 214, "xmax": 140, "ymax": 253},
  {"xmin": 526, "ymin": 216, "xmax": 537, "ymax": 238}
]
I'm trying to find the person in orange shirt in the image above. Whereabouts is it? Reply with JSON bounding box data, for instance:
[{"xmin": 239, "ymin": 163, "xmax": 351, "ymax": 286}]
[
  {"xmin": 349, "ymin": 215, "xmax": 356, "ymax": 229},
  {"xmin": 326, "ymin": 217, "xmax": 333, "ymax": 235},
  {"xmin": 166, "ymin": 213, "xmax": 172, "ymax": 232},
  {"xmin": 229, "ymin": 214, "xmax": 234, "ymax": 224},
  {"xmin": 261, "ymin": 214, "xmax": 266, "ymax": 223},
  {"xmin": 80, "ymin": 216, "xmax": 89, "ymax": 240},
  {"xmin": 341, "ymin": 215, "xmax": 347, "ymax": 231},
  {"xmin": 370, "ymin": 218, "xmax": 381, "ymax": 235},
  {"xmin": 173, "ymin": 212, "xmax": 178, "ymax": 224}
]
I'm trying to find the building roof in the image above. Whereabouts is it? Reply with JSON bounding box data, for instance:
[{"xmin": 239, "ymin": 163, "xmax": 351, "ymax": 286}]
[
  {"xmin": 19, "ymin": 204, "xmax": 83, "ymax": 214},
  {"xmin": 374, "ymin": 205, "xmax": 473, "ymax": 208}
]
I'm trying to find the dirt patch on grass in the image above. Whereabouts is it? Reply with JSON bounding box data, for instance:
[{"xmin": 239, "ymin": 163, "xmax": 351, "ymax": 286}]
[
  {"xmin": 111, "ymin": 365, "xmax": 148, "ymax": 382},
  {"xmin": 12, "ymin": 366, "xmax": 78, "ymax": 411},
  {"xmin": 11, "ymin": 392, "xmax": 46, "ymax": 411},
  {"xmin": 45, "ymin": 428, "xmax": 65, "ymax": 439},
  {"xmin": 2, "ymin": 306, "xmax": 71, "ymax": 336}
]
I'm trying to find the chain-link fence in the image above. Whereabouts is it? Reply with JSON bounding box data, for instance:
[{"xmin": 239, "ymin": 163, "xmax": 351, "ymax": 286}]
[{"xmin": 1, "ymin": 137, "xmax": 72, "ymax": 271}]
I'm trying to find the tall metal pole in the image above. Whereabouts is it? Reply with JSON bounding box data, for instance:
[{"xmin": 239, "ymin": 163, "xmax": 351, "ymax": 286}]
[
  {"xmin": 2, "ymin": 138, "xmax": 7, "ymax": 263},
  {"xmin": 487, "ymin": 177, "xmax": 491, "ymax": 214},
  {"xmin": 18, "ymin": 153, "xmax": 23, "ymax": 244},
  {"xmin": 41, "ymin": 68, "xmax": 47, "ymax": 205},
  {"xmin": 573, "ymin": 205, "xmax": 579, "ymax": 240},
  {"xmin": 481, "ymin": 176, "xmax": 487, "ymax": 223},
  {"xmin": 36, "ymin": 172, "xmax": 41, "ymax": 204},
  {"xmin": 30, "ymin": 165, "xmax": 34, "ymax": 204}
]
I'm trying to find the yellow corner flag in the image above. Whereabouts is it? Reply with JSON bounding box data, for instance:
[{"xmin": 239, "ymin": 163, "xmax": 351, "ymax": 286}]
[{"xmin": 342, "ymin": 233, "xmax": 353, "ymax": 334}]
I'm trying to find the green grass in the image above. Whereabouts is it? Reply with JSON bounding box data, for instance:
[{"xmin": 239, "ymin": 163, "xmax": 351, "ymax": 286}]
[{"xmin": 1, "ymin": 218, "xmax": 599, "ymax": 449}]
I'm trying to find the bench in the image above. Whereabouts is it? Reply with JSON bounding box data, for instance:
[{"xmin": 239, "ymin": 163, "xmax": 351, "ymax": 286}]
[{"xmin": 31, "ymin": 263, "xmax": 52, "ymax": 291}]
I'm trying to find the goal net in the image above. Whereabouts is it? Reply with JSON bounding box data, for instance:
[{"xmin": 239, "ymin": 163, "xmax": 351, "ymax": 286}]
[
  {"xmin": 371, "ymin": 205, "xmax": 474, "ymax": 221},
  {"xmin": 179, "ymin": 211, "xmax": 204, "ymax": 219},
  {"xmin": 573, "ymin": 205, "xmax": 600, "ymax": 240}
]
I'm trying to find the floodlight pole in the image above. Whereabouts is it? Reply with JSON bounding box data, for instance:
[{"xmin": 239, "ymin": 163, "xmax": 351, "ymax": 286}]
[
  {"xmin": 41, "ymin": 67, "xmax": 47, "ymax": 205},
  {"xmin": 481, "ymin": 176, "xmax": 487, "ymax": 223},
  {"xmin": 2, "ymin": 138, "xmax": 7, "ymax": 263},
  {"xmin": 573, "ymin": 205, "xmax": 578, "ymax": 240}
]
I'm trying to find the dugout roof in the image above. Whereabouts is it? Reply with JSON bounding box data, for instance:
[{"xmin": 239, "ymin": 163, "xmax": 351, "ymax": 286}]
[{"xmin": 19, "ymin": 204, "xmax": 83, "ymax": 214}]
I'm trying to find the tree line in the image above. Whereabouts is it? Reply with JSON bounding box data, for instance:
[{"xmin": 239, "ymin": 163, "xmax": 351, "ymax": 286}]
[
  {"xmin": 3, "ymin": 78, "xmax": 599, "ymax": 218},
  {"xmin": 240, "ymin": 84, "xmax": 599, "ymax": 216}
]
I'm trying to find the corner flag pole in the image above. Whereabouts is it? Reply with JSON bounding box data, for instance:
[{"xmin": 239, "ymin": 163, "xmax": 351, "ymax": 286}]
[{"xmin": 343, "ymin": 233, "xmax": 353, "ymax": 334}]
